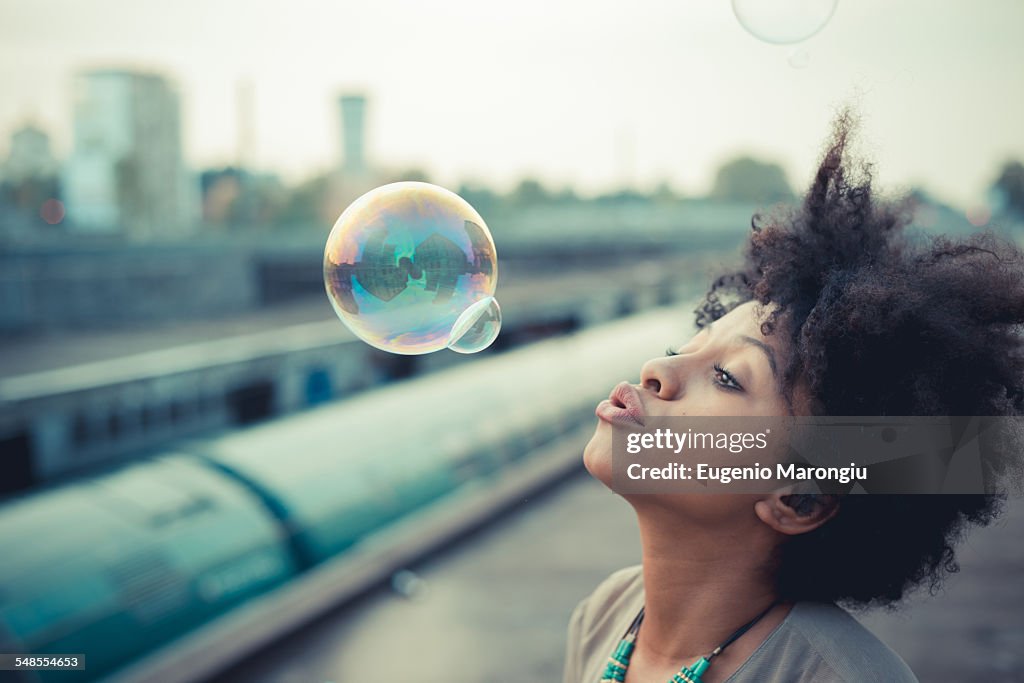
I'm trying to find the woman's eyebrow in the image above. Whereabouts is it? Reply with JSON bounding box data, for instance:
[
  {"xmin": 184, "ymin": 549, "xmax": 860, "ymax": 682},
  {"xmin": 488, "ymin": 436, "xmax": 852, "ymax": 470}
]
[
  {"xmin": 701, "ymin": 321, "xmax": 778, "ymax": 379},
  {"xmin": 737, "ymin": 335, "xmax": 778, "ymax": 379}
]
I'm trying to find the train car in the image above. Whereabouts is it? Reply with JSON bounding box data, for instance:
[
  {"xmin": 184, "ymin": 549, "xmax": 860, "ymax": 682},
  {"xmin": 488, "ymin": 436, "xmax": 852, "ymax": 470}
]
[
  {"xmin": 0, "ymin": 456, "xmax": 298, "ymax": 683},
  {"xmin": 0, "ymin": 304, "xmax": 690, "ymax": 682},
  {"xmin": 0, "ymin": 253, "xmax": 707, "ymax": 498}
]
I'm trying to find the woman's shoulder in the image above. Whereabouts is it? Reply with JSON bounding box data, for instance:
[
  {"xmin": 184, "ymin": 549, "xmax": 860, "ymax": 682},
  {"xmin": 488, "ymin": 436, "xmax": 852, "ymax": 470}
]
[
  {"xmin": 564, "ymin": 571, "xmax": 918, "ymax": 683},
  {"xmin": 563, "ymin": 565, "xmax": 645, "ymax": 682},
  {"xmin": 739, "ymin": 601, "xmax": 918, "ymax": 682},
  {"xmin": 572, "ymin": 565, "xmax": 643, "ymax": 630},
  {"xmin": 563, "ymin": 566, "xmax": 644, "ymax": 682},
  {"xmin": 581, "ymin": 565, "xmax": 644, "ymax": 611}
]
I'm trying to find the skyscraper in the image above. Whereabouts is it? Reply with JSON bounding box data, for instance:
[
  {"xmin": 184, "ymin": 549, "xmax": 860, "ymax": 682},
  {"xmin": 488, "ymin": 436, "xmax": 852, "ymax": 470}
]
[
  {"xmin": 62, "ymin": 69, "xmax": 197, "ymax": 237},
  {"xmin": 338, "ymin": 94, "xmax": 367, "ymax": 176}
]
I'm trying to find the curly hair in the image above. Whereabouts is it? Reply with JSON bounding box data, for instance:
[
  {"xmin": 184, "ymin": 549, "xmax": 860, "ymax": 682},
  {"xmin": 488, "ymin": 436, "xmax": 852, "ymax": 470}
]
[{"xmin": 696, "ymin": 109, "xmax": 1021, "ymax": 607}]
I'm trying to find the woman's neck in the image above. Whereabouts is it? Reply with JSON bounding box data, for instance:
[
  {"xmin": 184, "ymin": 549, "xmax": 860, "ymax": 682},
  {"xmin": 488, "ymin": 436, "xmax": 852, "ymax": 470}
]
[{"xmin": 630, "ymin": 501, "xmax": 787, "ymax": 672}]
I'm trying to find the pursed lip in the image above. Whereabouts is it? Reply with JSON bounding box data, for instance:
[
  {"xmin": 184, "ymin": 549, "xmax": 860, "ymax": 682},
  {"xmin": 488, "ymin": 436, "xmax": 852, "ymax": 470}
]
[{"xmin": 595, "ymin": 381, "xmax": 646, "ymax": 426}]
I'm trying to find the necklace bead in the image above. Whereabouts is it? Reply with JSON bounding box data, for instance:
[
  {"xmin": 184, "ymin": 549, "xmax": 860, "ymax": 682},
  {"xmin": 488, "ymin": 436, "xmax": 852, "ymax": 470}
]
[{"xmin": 596, "ymin": 601, "xmax": 777, "ymax": 683}]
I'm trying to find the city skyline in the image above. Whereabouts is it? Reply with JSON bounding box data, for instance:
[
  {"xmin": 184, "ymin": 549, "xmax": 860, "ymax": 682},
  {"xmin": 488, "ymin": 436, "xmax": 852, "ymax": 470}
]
[{"xmin": 1, "ymin": 0, "xmax": 1023, "ymax": 210}]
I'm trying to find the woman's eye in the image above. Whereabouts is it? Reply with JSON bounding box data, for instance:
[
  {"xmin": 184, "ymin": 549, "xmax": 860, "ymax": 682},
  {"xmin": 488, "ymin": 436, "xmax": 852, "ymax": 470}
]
[
  {"xmin": 668, "ymin": 348, "xmax": 742, "ymax": 391},
  {"xmin": 713, "ymin": 364, "xmax": 743, "ymax": 391}
]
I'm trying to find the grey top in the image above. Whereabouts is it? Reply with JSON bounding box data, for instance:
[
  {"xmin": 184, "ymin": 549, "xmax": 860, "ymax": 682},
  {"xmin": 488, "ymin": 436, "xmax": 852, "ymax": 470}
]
[{"xmin": 563, "ymin": 565, "xmax": 918, "ymax": 683}]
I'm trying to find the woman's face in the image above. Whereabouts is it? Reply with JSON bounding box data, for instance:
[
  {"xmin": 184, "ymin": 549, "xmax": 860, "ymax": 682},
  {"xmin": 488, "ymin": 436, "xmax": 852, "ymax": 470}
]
[{"xmin": 584, "ymin": 300, "xmax": 796, "ymax": 488}]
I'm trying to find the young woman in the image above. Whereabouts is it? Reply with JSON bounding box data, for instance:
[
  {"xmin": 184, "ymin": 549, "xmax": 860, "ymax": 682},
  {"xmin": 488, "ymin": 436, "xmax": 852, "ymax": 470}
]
[{"xmin": 564, "ymin": 111, "xmax": 1022, "ymax": 683}]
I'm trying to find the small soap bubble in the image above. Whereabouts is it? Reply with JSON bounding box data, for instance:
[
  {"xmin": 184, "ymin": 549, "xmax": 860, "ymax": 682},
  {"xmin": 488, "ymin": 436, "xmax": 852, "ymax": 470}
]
[
  {"xmin": 732, "ymin": 0, "xmax": 838, "ymax": 45},
  {"xmin": 324, "ymin": 182, "xmax": 500, "ymax": 355},
  {"xmin": 787, "ymin": 47, "xmax": 810, "ymax": 69},
  {"xmin": 448, "ymin": 296, "xmax": 501, "ymax": 354}
]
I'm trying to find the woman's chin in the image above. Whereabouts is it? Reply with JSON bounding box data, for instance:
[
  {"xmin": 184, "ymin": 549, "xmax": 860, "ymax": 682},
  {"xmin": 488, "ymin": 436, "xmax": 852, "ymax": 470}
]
[{"xmin": 583, "ymin": 421, "xmax": 614, "ymax": 488}]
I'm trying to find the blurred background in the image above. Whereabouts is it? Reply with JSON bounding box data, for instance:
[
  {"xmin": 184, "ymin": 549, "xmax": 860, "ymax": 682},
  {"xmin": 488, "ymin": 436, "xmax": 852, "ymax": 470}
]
[{"xmin": 0, "ymin": 1, "xmax": 1022, "ymax": 682}]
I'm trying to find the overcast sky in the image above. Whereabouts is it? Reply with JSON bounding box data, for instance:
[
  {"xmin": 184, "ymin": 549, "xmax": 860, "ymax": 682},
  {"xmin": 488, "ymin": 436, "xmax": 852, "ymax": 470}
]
[{"xmin": 0, "ymin": 0, "xmax": 1021, "ymax": 208}]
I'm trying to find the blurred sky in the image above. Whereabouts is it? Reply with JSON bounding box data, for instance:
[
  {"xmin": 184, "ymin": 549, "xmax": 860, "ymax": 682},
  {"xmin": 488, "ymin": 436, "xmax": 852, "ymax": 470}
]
[{"xmin": 0, "ymin": 0, "xmax": 1021, "ymax": 208}]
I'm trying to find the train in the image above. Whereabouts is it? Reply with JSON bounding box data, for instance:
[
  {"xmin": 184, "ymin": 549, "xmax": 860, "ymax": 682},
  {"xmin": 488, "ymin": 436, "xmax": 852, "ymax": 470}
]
[
  {"xmin": 0, "ymin": 304, "xmax": 690, "ymax": 683},
  {"xmin": 0, "ymin": 254, "xmax": 711, "ymax": 497}
]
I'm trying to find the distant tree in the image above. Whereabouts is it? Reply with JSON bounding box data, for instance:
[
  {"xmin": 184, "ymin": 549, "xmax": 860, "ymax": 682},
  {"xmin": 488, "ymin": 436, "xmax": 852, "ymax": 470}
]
[
  {"xmin": 710, "ymin": 156, "xmax": 793, "ymax": 204},
  {"xmin": 992, "ymin": 160, "xmax": 1024, "ymax": 218},
  {"xmin": 200, "ymin": 169, "xmax": 242, "ymax": 226},
  {"xmin": 200, "ymin": 167, "xmax": 288, "ymax": 230},
  {"xmin": 457, "ymin": 182, "xmax": 501, "ymax": 217},
  {"xmin": 394, "ymin": 168, "xmax": 431, "ymax": 183},
  {"xmin": 510, "ymin": 178, "xmax": 550, "ymax": 206},
  {"xmin": 0, "ymin": 175, "xmax": 59, "ymax": 216},
  {"xmin": 652, "ymin": 181, "xmax": 679, "ymax": 204},
  {"xmin": 595, "ymin": 188, "xmax": 647, "ymax": 204},
  {"xmin": 551, "ymin": 186, "xmax": 579, "ymax": 204},
  {"xmin": 280, "ymin": 173, "xmax": 331, "ymax": 227}
]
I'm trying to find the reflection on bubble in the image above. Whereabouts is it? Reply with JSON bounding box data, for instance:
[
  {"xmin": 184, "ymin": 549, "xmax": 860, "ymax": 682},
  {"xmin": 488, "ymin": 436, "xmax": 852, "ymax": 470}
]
[
  {"xmin": 448, "ymin": 296, "xmax": 502, "ymax": 354},
  {"xmin": 323, "ymin": 182, "xmax": 500, "ymax": 354},
  {"xmin": 787, "ymin": 47, "xmax": 810, "ymax": 69},
  {"xmin": 732, "ymin": 0, "xmax": 838, "ymax": 45}
]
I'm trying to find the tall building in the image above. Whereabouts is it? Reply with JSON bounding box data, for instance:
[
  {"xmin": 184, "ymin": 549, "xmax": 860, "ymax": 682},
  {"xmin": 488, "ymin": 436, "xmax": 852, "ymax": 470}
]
[
  {"xmin": 62, "ymin": 69, "xmax": 197, "ymax": 237},
  {"xmin": 1, "ymin": 124, "xmax": 58, "ymax": 183},
  {"xmin": 0, "ymin": 123, "xmax": 61, "ymax": 236},
  {"xmin": 338, "ymin": 94, "xmax": 367, "ymax": 176}
]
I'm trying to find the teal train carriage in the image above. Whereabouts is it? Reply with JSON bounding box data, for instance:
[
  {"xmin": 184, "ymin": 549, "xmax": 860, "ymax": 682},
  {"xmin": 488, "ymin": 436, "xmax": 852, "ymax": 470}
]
[
  {"xmin": 0, "ymin": 308, "xmax": 684, "ymax": 682},
  {"xmin": 0, "ymin": 456, "xmax": 298, "ymax": 682}
]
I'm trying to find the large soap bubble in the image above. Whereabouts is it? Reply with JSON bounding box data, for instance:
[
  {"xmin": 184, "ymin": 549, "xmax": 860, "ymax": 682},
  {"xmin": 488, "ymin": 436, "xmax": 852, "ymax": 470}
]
[
  {"xmin": 324, "ymin": 182, "xmax": 501, "ymax": 355},
  {"xmin": 732, "ymin": 0, "xmax": 838, "ymax": 45}
]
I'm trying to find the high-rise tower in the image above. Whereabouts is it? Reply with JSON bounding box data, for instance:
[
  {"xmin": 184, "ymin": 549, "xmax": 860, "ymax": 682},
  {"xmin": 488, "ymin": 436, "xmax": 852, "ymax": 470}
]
[
  {"xmin": 338, "ymin": 94, "xmax": 367, "ymax": 176},
  {"xmin": 62, "ymin": 69, "xmax": 197, "ymax": 236}
]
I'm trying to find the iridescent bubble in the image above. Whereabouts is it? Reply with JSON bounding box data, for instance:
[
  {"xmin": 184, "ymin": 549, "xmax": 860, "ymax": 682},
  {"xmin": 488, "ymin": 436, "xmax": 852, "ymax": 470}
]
[
  {"xmin": 324, "ymin": 182, "xmax": 500, "ymax": 355},
  {"xmin": 732, "ymin": 0, "xmax": 839, "ymax": 45},
  {"xmin": 448, "ymin": 296, "xmax": 502, "ymax": 354}
]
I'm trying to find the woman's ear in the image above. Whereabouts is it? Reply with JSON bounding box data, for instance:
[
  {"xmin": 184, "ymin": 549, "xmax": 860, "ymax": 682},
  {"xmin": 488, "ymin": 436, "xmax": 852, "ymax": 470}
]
[{"xmin": 754, "ymin": 493, "xmax": 839, "ymax": 536}]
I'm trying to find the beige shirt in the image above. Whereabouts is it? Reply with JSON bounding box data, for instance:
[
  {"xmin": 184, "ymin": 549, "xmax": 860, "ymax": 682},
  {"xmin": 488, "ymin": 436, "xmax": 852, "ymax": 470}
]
[{"xmin": 563, "ymin": 565, "xmax": 918, "ymax": 683}]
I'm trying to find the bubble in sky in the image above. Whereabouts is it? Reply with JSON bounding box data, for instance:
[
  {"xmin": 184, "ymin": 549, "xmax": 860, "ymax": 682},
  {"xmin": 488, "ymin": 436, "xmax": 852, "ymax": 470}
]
[
  {"xmin": 732, "ymin": 0, "xmax": 839, "ymax": 45},
  {"xmin": 324, "ymin": 181, "xmax": 500, "ymax": 355},
  {"xmin": 787, "ymin": 47, "xmax": 811, "ymax": 69}
]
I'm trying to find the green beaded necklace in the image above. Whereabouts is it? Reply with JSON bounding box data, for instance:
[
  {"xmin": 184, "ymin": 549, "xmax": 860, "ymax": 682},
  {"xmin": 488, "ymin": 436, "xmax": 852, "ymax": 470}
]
[{"xmin": 599, "ymin": 601, "xmax": 778, "ymax": 683}]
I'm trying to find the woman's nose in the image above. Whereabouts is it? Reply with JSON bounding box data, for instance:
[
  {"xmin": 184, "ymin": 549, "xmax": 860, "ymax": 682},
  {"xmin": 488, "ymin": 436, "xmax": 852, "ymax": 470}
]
[{"xmin": 640, "ymin": 356, "xmax": 680, "ymax": 399}]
